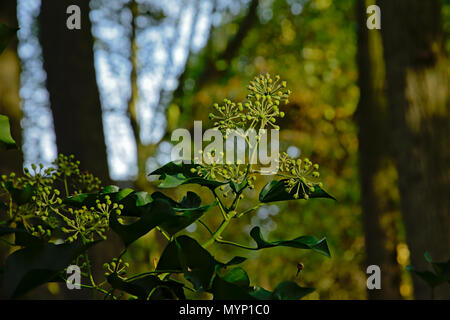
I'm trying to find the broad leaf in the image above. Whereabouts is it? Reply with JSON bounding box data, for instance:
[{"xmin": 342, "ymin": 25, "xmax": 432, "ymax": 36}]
[
  {"xmin": 259, "ymin": 179, "xmax": 335, "ymax": 203},
  {"xmin": 150, "ymin": 161, "xmax": 226, "ymax": 189},
  {"xmin": 152, "ymin": 191, "xmax": 216, "ymax": 236},
  {"xmin": 109, "ymin": 198, "xmax": 173, "ymax": 247},
  {"xmin": 4, "ymin": 182, "xmax": 33, "ymax": 205},
  {"xmin": 270, "ymin": 281, "xmax": 315, "ymax": 300},
  {"xmin": 211, "ymin": 275, "xmax": 256, "ymax": 300},
  {"xmin": 223, "ymin": 267, "xmax": 250, "ymax": 288},
  {"xmin": 249, "ymin": 226, "xmax": 331, "ymax": 257},
  {"xmin": 2, "ymin": 241, "xmax": 98, "ymax": 299},
  {"xmin": 157, "ymin": 235, "xmax": 217, "ymax": 290},
  {"xmin": 0, "ymin": 23, "xmax": 18, "ymax": 55},
  {"xmin": 107, "ymin": 273, "xmax": 185, "ymax": 300},
  {"xmin": 406, "ymin": 265, "xmax": 445, "ymax": 288},
  {"xmin": 0, "ymin": 115, "xmax": 17, "ymax": 150}
]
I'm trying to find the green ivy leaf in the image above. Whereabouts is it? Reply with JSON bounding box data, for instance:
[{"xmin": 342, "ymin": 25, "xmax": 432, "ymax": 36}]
[
  {"xmin": 249, "ymin": 226, "xmax": 331, "ymax": 257},
  {"xmin": 270, "ymin": 281, "xmax": 315, "ymax": 300},
  {"xmin": 0, "ymin": 115, "xmax": 17, "ymax": 150},
  {"xmin": 157, "ymin": 235, "xmax": 217, "ymax": 291},
  {"xmin": 211, "ymin": 275, "xmax": 256, "ymax": 300},
  {"xmin": 223, "ymin": 267, "xmax": 250, "ymax": 289},
  {"xmin": 0, "ymin": 23, "xmax": 18, "ymax": 55},
  {"xmin": 2, "ymin": 241, "xmax": 98, "ymax": 299},
  {"xmin": 406, "ymin": 265, "xmax": 445, "ymax": 288},
  {"xmin": 107, "ymin": 273, "xmax": 185, "ymax": 300},
  {"xmin": 4, "ymin": 182, "xmax": 33, "ymax": 205},
  {"xmin": 259, "ymin": 179, "xmax": 335, "ymax": 203},
  {"xmin": 151, "ymin": 191, "xmax": 216, "ymax": 236},
  {"xmin": 150, "ymin": 161, "xmax": 226, "ymax": 189},
  {"xmin": 109, "ymin": 198, "xmax": 173, "ymax": 247}
]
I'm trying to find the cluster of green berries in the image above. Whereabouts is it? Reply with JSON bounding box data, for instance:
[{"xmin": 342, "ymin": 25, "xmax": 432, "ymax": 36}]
[
  {"xmin": 0, "ymin": 154, "xmax": 112, "ymax": 244},
  {"xmin": 208, "ymin": 74, "xmax": 290, "ymax": 132},
  {"xmin": 104, "ymin": 258, "xmax": 129, "ymax": 279},
  {"xmin": 278, "ymin": 152, "xmax": 322, "ymax": 199}
]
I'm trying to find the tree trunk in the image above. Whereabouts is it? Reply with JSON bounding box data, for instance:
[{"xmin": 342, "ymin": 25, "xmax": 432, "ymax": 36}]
[
  {"xmin": 379, "ymin": 0, "xmax": 450, "ymax": 299},
  {"xmin": 39, "ymin": 0, "xmax": 110, "ymax": 183},
  {"xmin": 39, "ymin": 0, "xmax": 121, "ymax": 298},
  {"xmin": 356, "ymin": 0, "xmax": 402, "ymax": 299},
  {"xmin": 0, "ymin": 0, "xmax": 23, "ymax": 174}
]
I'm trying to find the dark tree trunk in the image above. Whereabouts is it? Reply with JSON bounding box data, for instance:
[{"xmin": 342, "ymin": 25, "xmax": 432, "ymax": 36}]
[
  {"xmin": 379, "ymin": 0, "xmax": 450, "ymax": 299},
  {"xmin": 0, "ymin": 0, "xmax": 23, "ymax": 174},
  {"xmin": 38, "ymin": 0, "xmax": 121, "ymax": 299},
  {"xmin": 356, "ymin": 0, "xmax": 402, "ymax": 299},
  {"xmin": 39, "ymin": 0, "xmax": 110, "ymax": 183}
]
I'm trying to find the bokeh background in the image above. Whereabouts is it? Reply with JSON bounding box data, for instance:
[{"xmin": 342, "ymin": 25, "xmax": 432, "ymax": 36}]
[{"xmin": 1, "ymin": 0, "xmax": 449, "ymax": 299}]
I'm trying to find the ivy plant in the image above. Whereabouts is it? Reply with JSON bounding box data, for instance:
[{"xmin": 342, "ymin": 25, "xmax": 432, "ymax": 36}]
[{"xmin": 0, "ymin": 75, "xmax": 335, "ymax": 300}]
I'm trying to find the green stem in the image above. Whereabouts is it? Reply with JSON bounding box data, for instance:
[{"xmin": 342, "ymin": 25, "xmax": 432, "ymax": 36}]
[
  {"xmin": 64, "ymin": 177, "xmax": 69, "ymax": 197},
  {"xmin": 237, "ymin": 204, "xmax": 262, "ymax": 218},
  {"xmin": 156, "ymin": 226, "xmax": 171, "ymax": 241},
  {"xmin": 215, "ymin": 238, "xmax": 257, "ymax": 250},
  {"xmin": 202, "ymin": 218, "xmax": 231, "ymax": 248},
  {"xmin": 212, "ymin": 189, "xmax": 228, "ymax": 220},
  {"xmin": 198, "ymin": 219, "xmax": 213, "ymax": 235}
]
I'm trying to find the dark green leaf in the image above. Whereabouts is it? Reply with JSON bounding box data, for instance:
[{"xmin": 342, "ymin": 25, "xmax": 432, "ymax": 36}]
[
  {"xmin": 2, "ymin": 241, "xmax": 98, "ymax": 299},
  {"xmin": 223, "ymin": 267, "xmax": 250, "ymax": 288},
  {"xmin": 259, "ymin": 179, "xmax": 335, "ymax": 203},
  {"xmin": 270, "ymin": 281, "xmax": 315, "ymax": 300},
  {"xmin": 211, "ymin": 275, "xmax": 256, "ymax": 300},
  {"xmin": 0, "ymin": 24, "xmax": 18, "ymax": 55},
  {"xmin": 107, "ymin": 273, "xmax": 185, "ymax": 300},
  {"xmin": 150, "ymin": 161, "xmax": 226, "ymax": 189},
  {"xmin": 153, "ymin": 191, "xmax": 216, "ymax": 236},
  {"xmin": 157, "ymin": 235, "xmax": 217, "ymax": 291},
  {"xmin": 406, "ymin": 265, "xmax": 445, "ymax": 288},
  {"xmin": 5, "ymin": 182, "xmax": 33, "ymax": 205},
  {"xmin": 0, "ymin": 114, "xmax": 17, "ymax": 150},
  {"xmin": 249, "ymin": 226, "xmax": 331, "ymax": 257},
  {"xmin": 110, "ymin": 198, "xmax": 173, "ymax": 247},
  {"xmin": 423, "ymin": 252, "xmax": 450, "ymax": 280},
  {"xmin": 230, "ymin": 179, "xmax": 248, "ymax": 194}
]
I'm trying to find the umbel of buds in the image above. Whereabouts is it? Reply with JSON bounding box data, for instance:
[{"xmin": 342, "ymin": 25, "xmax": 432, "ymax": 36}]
[{"xmin": 278, "ymin": 152, "xmax": 322, "ymax": 199}]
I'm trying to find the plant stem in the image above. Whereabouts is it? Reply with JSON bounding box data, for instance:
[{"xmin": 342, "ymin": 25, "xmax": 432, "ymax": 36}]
[
  {"xmin": 198, "ymin": 219, "xmax": 213, "ymax": 235},
  {"xmin": 202, "ymin": 218, "xmax": 231, "ymax": 248},
  {"xmin": 64, "ymin": 176, "xmax": 69, "ymax": 197},
  {"xmin": 215, "ymin": 238, "xmax": 257, "ymax": 250},
  {"xmin": 156, "ymin": 226, "xmax": 171, "ymax": 241}
]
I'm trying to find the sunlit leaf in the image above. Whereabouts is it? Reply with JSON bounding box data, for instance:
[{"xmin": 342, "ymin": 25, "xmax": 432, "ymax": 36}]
[{"xmin": 259, "ymin": 179, "xmax": 335, "ymax": 203}]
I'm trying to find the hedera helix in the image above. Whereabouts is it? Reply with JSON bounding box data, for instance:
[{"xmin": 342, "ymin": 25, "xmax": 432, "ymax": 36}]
[{"xmin": 0, "ymin": 74, "xmax": 335, "ymax": 300}]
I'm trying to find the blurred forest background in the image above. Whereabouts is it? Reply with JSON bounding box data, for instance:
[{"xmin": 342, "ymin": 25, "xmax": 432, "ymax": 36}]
[{"xmin": 0, "ymin": 0, "xmax": 449, "ymax": 299}]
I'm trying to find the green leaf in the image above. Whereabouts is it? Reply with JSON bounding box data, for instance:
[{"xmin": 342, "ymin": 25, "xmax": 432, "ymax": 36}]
[
  {"xmin": 0, "ymin": 226, "xmax": 42, "ymax": 246},
  {"xmin": 109, "ymin": 198, "xmax": 173, "ymax": 247},
  {"xmin": 152, "ymin": 191, "xmax": 216, "ymax": 236},
  {"xmin": 249, "ymin": 226, "xmax": 331, "ymax": 257},
  {"xmin": 107, "ymin": 273, "xmax": 185, "ymax": 300},
  {"xmin": 150, "ymin": 161, "xmax": 226, "ymax": 189},
  {"xmin": 230, "ymin": 179, "xmax": 248, "ymax": 194},
  {"xmin": 157, "ymin": 235, "xmax": 218, "ymax": 291},
  {"xmin": 221, "ymin": 256, "xmax": 247, "ymax": 267},
  {"xmin": 2, "ymin": 241, "xmax": 98, "ymax": 299},
  {"xmin": 211, "ymin": 275, "xmax": 256, "ymax": 300},
  {"xmin": 259, "ymin": 179, "xmax": 335, "ymax": 203},
  {"xmin": 270, "ymin": 281, "xmax": 315, "ymax": 300},
  {"xmin": 0, "ymin": 23, "xmax": 18, "ymax": 55},
  {"xmin": 0, "ymin": 115, "xmax": 17, "ymax": 150},
  {"xmin": 100, "ymin": 185, "xmax": 120, "ymax": 194},
  {"xmin": 4, "ymin": 182, "xmax": 33, "ymax": 205},
  {"xmin": 423, "ymin": 252, "xmax": 450, "ymax": 281},
  {"xmin": 406, "ymin": 265, "xmax": 445, "ymax": 288},
  {"xmin": 249, "ymin": 286, "xmax": 273, "ymax": 300},
  {"xmin": 223, "ymin": 267, "xmax": 250, "ymax": 288}
]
